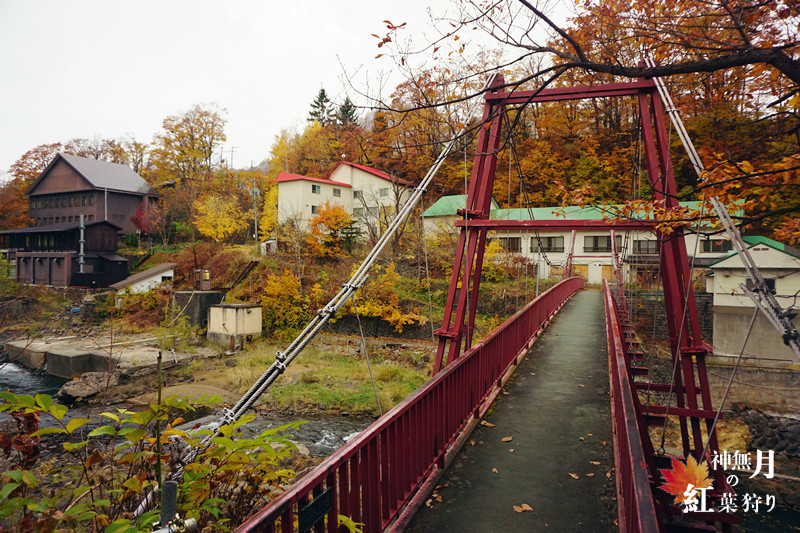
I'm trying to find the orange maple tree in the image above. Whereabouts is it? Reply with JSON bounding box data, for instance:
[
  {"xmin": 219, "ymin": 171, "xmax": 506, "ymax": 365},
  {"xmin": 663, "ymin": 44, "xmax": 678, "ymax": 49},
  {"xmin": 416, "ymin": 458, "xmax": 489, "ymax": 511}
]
[{"xmin": 307, "ymin": 201, "xmax": 354, "ymax": 257}]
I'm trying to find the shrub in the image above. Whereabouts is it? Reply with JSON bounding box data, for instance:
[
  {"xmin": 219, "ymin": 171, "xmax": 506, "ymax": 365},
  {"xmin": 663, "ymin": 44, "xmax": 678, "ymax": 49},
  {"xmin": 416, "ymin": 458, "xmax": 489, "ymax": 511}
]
[{"xmin": 0, "ymin": 392, "xmax": 300, "ymax": 532}]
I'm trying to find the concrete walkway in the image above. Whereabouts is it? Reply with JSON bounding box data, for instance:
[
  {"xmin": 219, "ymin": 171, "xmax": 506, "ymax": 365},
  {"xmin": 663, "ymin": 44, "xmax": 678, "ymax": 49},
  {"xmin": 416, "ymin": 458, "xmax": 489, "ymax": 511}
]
[{"xmin": 407, "ymin": 290, "xmax": 616, "ymax": 533}]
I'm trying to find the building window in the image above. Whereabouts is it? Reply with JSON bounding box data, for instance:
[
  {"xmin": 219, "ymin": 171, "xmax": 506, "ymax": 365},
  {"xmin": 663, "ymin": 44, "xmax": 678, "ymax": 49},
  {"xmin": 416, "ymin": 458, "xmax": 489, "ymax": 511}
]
[
  {"xmin": 531, "ymin": 236, "xmax": 564, "ymax": 252},
  {"xmin": 82, "ymin": 196, "xmax": 87, "ymax": 206},
  {"xmin": 49, "ymin": 199, "xmax": 54, "ymax": 208},
  {"xmin": 354, "ymin": 190, "xmax": 362, "ymax": 199},
  {"xmin": 701, "ymin": 239, "xmax": 733, "ymax": 253},
  {"xmin": 311, "ymin": 205, "xmax": 318, "ymax": 215},
  {"xmin": 380, "ymin": 188, "xmax": 389, "ymax": 197},
  {"xmin": 353, "ymin": 207, "xmax": 364, "ymax": 216},
  {"xmin": 746, "ymin": 277, "xmax": 776, "ymax": 293},
  {"xmin": 88, "ymin": 196, "xmax": 94, "ymax": 206},
  {"xmin": 633, "ymin": 240, "xmax": 659, "ymax": 255},
  {"xmin": 74, "ymin": 195, "xmax": 80, "ymax": 206},
  {"xmin": 48, "ymin": 217, "xmax": 54, "ymax": 224},
  {"xmin": 312, "ymin": 184, "xmax": 321, "ymax": 194},
  {"xmin": 87, "ymin": 214, "xmax": 94, "ymax": 222},
  {"xmin": 333, "ymin": 188, "xmax": 341, "ymax": 197},
  {"xmin": 584, "ymin": 235, "xmax": 621, "ymax": 252},
  {"xmin": 498, "ymin": 236, "xmax": 522, "ymax": 252}
]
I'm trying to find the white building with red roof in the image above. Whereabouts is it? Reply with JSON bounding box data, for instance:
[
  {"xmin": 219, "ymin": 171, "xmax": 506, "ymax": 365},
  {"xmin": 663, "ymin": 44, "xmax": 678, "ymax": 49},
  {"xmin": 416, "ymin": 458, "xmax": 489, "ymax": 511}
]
[{"xmin": 276, "ymin": 161, "xmax": 412, "ymax": 231}]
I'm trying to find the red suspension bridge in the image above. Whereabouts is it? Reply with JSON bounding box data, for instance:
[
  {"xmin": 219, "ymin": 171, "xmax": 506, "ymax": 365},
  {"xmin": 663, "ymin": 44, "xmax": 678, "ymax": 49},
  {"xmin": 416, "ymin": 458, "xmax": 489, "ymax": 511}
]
[{"xmin": 237, "ymin": 75, "xmax": 738, "ymax": 533}]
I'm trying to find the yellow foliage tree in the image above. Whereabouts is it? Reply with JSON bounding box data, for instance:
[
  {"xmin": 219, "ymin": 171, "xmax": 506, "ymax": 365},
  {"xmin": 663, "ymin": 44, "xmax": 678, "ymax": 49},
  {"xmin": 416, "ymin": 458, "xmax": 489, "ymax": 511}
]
[
  {"xmin": 259, "ymin": 186, "xmax": 279, "ymax": 240},
  {"xmin": 193, "ymin": 194, "xmax": 249, "ymax": 243},
  {"xmin": 344, "ymin": 263, "xmax": 424, "ymax": 333},
  {"xmin": 260, "ymin": 269, "xmax": 309, "ymax": 339}
]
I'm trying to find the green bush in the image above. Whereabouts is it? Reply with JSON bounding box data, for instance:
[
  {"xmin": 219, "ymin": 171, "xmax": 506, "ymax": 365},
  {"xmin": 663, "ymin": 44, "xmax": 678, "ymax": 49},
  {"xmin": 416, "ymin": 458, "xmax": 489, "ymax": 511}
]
[{"xmin": 0, "ymin": 392, "xmax": 300, "ymax": 532}]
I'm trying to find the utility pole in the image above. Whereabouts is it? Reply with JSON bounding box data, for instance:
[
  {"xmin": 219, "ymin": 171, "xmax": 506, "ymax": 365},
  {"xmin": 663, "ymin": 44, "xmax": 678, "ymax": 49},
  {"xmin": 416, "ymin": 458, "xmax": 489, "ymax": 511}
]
[
  {"xmin": 229, "ymin": 147, "xmax": 237, "ymax": 169},
  {"xmin": 253, "ymin": 177, "xmax": 259, "ymax": 254}
]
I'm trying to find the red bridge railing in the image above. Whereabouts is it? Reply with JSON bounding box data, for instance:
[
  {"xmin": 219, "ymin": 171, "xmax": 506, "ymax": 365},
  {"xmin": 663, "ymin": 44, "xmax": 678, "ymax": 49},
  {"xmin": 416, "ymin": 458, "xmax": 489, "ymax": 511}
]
[
  {"xmin": 237, "ymin": 277, "xmax": 584, "ymax": 533},
  {"xmin": 603, "ymin": 280, "xmax": 659, "ymax": 533}
]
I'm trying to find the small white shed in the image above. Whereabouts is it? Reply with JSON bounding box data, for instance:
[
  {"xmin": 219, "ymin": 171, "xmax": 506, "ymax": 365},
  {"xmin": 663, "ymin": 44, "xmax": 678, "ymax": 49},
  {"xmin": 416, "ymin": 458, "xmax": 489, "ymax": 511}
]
[
  {"xmin": 207, "ymin": 303, "xmax": 262, "ymax": 349},
  {"xmin": 110, "ymin": 262, "xmax": 176, "ymax": 295}
]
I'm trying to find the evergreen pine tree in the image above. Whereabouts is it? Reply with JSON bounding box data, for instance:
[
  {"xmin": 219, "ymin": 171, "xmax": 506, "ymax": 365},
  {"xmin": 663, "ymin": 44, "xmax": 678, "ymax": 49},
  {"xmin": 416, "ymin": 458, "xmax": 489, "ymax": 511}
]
[
  {"xmin": 336, "ymin": 96, "xmax": 359, "ymax": 126},
  {"xmin": 308, "ymin": 88, "xmax": 334, "ymax": 126}
]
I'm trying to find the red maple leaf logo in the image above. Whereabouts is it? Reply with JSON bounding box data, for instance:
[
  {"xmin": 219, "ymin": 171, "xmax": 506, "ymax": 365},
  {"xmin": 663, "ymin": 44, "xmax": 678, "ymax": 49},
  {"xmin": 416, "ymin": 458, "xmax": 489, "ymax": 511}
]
[{"xmin": 659, "ymin": 455, "xmax": 713, "ymax": 504}]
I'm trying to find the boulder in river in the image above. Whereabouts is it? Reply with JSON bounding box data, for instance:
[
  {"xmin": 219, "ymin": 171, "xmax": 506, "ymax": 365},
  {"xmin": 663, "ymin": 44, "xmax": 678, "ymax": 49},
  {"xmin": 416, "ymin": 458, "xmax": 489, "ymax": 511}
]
[{"xmin": 57, "ymin": 372, "xmax": 118, "ymax": 402}]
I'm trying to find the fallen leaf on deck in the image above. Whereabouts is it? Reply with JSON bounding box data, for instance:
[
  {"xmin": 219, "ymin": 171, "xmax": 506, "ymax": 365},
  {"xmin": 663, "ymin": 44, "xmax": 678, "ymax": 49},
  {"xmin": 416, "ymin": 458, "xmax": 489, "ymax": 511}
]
[
  {"xmin": 585, "ymin": 473, "xmax": 595, "ymax": 477},
  {"xmin": 579, "ymin": 437, "xmax": 584, "ymax": 441},
  {"xmin": 587, "ymin": 433, "xmax": 593, "ymax": 436},
  {"xmin": 530, "ymin": 372, "xmax": 536, "ymax": 375},
  {"xmin": 521, "ymin": 503, "xmax": 533, "ymax": 511},
  {"xmin": 578, "ymin": 384, "xmax": 585, "ymax": 387},
  {"xmin": 509, "ymin": 448, "xmax": 515, "ymax": 453},
  {"xmin": 606, "ymin": 471, "xmax": 612, "ymax": 479},
  {"xmin": 590, "ymin": 461, "xmax": 601, "ymax": 466},
  {"xmin": 492, "ymin": 468, "xmax": 498, "ymax": 473},
  {"xmin": 601, "ymin": 440, "xmax": 607, "ymax": 446},
  {"xmin": 501, "ymin": 436, "xmax": 513, "ymax": 442},
  {"xmin": 513, "ymin": 505, "xmax": 523, "ymax": 513},
  {"xmin": 568, "ymin": 473, "xmax": 580, "ymax": 479},
  {"xmin": 469, "ymin": 440, "xmax": 476, "ymax": 446},
  {"xmin": 480, "ymin": 421, "xmax": 495, "ymax": 428}
]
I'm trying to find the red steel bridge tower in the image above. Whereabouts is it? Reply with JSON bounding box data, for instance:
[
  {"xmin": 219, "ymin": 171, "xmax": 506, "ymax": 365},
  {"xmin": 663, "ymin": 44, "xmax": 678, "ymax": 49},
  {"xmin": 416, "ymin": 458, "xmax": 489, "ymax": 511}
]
[{"xmin": 434, "ymin": 74, "xmax": 736, "ymax": 532}]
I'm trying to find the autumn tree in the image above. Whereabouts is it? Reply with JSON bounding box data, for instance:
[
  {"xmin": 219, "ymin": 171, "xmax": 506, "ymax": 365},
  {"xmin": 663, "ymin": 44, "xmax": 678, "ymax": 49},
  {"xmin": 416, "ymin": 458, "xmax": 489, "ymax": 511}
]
[
  {"xmin": 260, "ymin": 269, "xmax": 309, "ymax": 339},
  {"xmin": 66, "ymin": 137, "xmax": 127, "ymax": 163},
  {"xmin": 148, "ymin": 103, "xmax": 227, "ymax": 186},
  {"xmin": 259, "ymin": 186, "xmax": 279, "ymax": 240},
  {"xmin": 0, "ymin": 183, "xmax": 31, "ymax": 230},
  {"xmin": 366, "ymin": 1, "xmax": 800, "ymax": 239},
  {"xmin": 194, "ymin": 194, "xmax": 250, "ymax": 243},
  {"xmin": 307, "ymin": 201, "xmax": 355, "ymax": 257},
  {"xmin": 122, "ymin": 136, "xmax": 149, "ymax": 174},
  {"xmin": 342, "ymin": 262, "xmax": 424, "ymax": 333},
  {"xmin": 7, "ymin": 143, "xmax": 65, "ymax": 187}
]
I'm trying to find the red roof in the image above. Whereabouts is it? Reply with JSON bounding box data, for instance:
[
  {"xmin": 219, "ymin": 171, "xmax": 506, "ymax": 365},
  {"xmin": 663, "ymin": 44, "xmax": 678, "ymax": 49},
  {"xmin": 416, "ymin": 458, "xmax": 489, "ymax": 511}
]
[
  {"xmin": 334, "ymin": 161, "xmax": 413, "ymax": 187},
  {"xmin": 275, "ymin": 172, "xmax": 352, "ymax": 188}
]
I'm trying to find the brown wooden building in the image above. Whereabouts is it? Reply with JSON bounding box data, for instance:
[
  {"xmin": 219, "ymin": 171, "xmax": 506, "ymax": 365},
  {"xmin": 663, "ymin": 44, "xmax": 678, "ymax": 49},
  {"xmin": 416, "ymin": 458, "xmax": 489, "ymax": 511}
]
[
  {"xmin": 26, "ymin": 153, "xmax": 157, "ymax": 235},
  {"xmin": 0, "ymin": 153, "xmax": 155, "ymax": 287},
  {"xmin": 0, "ymin": 221, "xmax": 128, "ymax": 287}
]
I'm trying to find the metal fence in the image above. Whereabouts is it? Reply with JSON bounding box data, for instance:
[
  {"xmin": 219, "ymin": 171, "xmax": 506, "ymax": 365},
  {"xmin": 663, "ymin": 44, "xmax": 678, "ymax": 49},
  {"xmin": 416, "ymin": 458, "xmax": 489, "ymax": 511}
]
[
  {"xmin": 237, "ymin": 277, "xmax": 584, "ymax": 533},
  {"xmin": 602, "ymin": 280, "xmax": 659, "ymax": 533}
]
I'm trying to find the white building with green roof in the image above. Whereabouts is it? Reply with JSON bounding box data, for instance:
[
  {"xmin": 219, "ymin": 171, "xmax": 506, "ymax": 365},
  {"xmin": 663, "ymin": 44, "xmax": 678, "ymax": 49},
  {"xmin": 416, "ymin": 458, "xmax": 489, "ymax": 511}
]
[
  {"xmin": 422, "ymin": 195, "xmax": 738, "ymax": 284},
  {"xmin": 706, "ymin": 236, "xmax": 800, "ymax": 366}
]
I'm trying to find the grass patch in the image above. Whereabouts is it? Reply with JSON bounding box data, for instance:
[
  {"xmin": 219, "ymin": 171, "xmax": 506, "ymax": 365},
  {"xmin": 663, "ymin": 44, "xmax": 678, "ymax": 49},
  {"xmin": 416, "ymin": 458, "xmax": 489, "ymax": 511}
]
[{"xmin": 228, "ymin": 341, "xmax": 429, "ymax": 416}]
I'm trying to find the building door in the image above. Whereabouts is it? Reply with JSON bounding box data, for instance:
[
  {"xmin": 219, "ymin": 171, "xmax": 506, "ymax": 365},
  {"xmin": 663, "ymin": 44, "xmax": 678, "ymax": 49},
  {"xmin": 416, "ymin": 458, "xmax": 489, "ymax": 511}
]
[{"xmin": 588, "ymin": 262, "xmax": 604, "ymax": 284}]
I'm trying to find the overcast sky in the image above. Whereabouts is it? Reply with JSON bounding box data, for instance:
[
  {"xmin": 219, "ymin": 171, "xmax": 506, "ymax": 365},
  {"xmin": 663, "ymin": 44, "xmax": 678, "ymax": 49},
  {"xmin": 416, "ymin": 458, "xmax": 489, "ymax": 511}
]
[{"xmin": 0, "ymin": 0, "xmax": 485, "ymax": 177}]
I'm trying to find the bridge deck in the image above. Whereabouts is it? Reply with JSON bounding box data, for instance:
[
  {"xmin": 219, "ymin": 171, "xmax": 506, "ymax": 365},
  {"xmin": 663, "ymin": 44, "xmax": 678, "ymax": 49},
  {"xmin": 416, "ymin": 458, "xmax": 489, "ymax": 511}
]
[{"xmin": 407, "ymin": 290, "xmax": 616, "ymax": 532}]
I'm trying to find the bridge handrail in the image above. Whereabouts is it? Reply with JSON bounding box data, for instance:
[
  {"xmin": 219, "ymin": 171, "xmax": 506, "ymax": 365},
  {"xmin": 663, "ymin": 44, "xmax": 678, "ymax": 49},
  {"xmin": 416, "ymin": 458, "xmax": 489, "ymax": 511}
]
[
  {"xmin": 603, "ymin": 280, "xmax": 659, "ymax": 533},
  {"xmin": 237, "ymin": 277, "xmax": 584, "ymax": 533}
]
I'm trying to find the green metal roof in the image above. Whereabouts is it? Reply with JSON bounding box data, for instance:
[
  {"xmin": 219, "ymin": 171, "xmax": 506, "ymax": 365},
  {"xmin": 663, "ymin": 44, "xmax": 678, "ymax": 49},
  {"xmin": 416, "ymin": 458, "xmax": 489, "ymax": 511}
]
[
  {"xmin": 742, "ymin": 235, "xmax": 786, "ymax": 252},
  {"xmin": 707, "ymin": 235, "xmax": 800, "ymax": 266},
  {"xmin": 422, "ymin": 195, "xmax": 499, "ymax": 217},
  {"xmin": 423, "ymin": 196, "xmax": 745, "ymax": 224}
]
